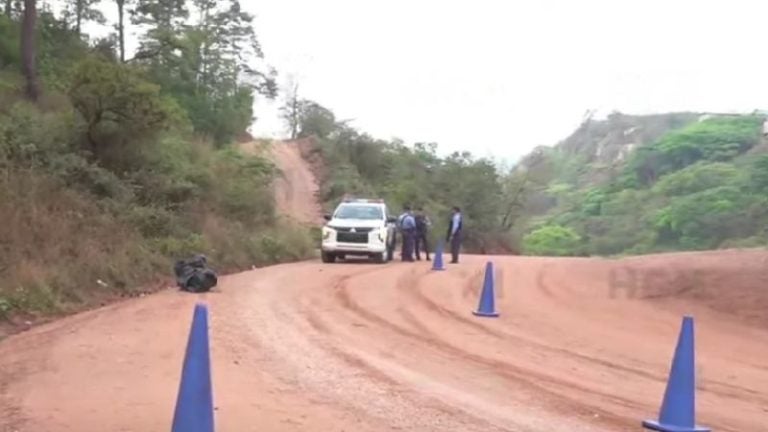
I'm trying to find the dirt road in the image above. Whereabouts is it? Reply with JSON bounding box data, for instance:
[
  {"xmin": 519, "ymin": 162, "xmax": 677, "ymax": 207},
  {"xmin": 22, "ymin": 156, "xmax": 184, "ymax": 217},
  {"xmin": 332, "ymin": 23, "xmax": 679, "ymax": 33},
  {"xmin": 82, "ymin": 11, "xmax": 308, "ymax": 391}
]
[
  {"xmin": 268, "ymin": 140, "xmax": 324, "ymax": 225},
  {"xmin": 2, "ymin": 138, "xmax": 767, "ymax": 431},
  {"xmin": 1, "ymin": 252, "xmax": 767, "ymax": 431}
]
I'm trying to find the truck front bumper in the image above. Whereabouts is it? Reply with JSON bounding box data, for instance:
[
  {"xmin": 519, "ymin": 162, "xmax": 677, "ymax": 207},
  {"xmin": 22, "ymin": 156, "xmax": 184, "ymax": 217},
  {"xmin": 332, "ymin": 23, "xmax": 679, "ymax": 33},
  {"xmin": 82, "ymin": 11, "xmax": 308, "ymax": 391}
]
[{"xmin": 321, "ymin": 241, "xmax": 387, "ymax": 254}]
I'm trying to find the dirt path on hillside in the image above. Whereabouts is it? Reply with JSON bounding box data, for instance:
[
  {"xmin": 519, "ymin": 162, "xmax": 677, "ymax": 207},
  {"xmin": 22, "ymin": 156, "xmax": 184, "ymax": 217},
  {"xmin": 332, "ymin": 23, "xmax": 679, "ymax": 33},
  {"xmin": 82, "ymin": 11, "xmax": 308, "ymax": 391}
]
[
  {"xmin": 1, "ymin": 250, "xmax": 767, "ymax": 431},
  {"xmin": 263, "ymin": 140, "xmax": 323, "ymax": 225}
]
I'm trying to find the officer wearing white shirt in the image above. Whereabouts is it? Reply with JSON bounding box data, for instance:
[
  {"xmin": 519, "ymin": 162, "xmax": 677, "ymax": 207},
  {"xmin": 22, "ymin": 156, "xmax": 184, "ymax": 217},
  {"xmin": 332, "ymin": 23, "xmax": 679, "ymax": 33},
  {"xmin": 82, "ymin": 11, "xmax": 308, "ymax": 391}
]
[{"xmin": 445, "ymin": 206, "xmax": 463, "ymax": 263}]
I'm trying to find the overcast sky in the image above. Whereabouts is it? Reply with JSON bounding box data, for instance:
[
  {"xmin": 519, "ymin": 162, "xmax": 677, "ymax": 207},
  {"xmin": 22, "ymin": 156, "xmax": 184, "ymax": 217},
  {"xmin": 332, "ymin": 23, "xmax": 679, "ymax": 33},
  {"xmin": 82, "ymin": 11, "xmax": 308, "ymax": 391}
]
[{"xmin": 85, "ymin": 0, "xmax": 768, "ymax": 162}]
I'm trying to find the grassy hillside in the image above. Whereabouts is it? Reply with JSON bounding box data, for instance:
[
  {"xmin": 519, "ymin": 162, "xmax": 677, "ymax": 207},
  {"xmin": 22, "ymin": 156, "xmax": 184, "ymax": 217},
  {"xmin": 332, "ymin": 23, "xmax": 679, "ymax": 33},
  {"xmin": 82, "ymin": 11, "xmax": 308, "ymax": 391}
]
[
  {"xmin": 0, "ymin": 8, "xmax": 313, "ymax": 324},
  {"xmin": 515, "ymin": 112, "xmax": 768, "ymax": 256}
]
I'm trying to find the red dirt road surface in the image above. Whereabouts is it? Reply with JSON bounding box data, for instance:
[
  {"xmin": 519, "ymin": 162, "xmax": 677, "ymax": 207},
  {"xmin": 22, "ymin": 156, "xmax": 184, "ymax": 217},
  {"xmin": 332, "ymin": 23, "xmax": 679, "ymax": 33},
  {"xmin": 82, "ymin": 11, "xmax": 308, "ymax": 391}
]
[
  {"xmin": 2, "ymin": 139, "xmax": 767, "ymax": 431},
  {"xmin": 1, "ymin": 253, "xmax": 768, "ymax": 431}
]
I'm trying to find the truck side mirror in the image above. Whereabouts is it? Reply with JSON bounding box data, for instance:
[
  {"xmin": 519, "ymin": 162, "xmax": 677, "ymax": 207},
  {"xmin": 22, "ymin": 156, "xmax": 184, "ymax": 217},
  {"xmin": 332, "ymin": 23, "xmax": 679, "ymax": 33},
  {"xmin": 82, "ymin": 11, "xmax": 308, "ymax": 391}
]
[
  {"xmin": 386, "ymin": 216, "xmax": 397, "ymax": 223},
  {"xmin": 323, "ymin": 213, "xmax": 332, "ymax": 221}
]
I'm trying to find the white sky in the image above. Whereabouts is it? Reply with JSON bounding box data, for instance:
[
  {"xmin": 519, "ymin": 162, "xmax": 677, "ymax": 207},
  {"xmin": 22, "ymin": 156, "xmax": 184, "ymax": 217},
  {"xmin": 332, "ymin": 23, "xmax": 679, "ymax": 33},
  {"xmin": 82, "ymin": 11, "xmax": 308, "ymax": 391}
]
[{"xmin": 81, "ymin": 0, "xmax": 768, "ymax": 162}]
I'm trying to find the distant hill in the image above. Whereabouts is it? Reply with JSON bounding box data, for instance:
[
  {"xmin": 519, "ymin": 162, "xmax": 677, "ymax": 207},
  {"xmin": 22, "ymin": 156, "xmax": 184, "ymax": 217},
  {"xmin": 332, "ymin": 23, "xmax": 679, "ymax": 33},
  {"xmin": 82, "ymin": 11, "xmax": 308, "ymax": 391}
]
[{"xmin": 514, "ymin": 111, "xmax": 768, "ymax": 256}]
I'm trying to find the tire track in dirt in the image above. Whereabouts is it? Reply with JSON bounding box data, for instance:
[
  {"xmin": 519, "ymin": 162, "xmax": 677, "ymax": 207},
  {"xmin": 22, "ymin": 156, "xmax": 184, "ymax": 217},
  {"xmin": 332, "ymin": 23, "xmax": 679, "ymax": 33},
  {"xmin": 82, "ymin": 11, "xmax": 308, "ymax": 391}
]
[
  {"xmin": 246, "ymin": 265, "xmax": 509, "ymax": 432},
  {"xmin": 410, "ymin": 264, "xmax": 752, "ymax": 432},
  {"xmin": 302, "ymin": 267, "xmax": 573, "ymax": 431},
  {"xmin": 396, "ymin": 269, "xmax": 652, "ymax": 417},
  {"xmin": 300, "ymin": 288, "xmax": 505, "ymax": 431},
  {"xmin": 300, "ymin": 270, "xmax": 409, "ymax": 389},
  {"xmin": 535, "ymin": 261, "xmax": 768, "ymax": 408},
  {"xmin": 460, "ymin": 267, "xmax": 483, "ymax": 299},
  {"xmin": 219, "ymin": 268, "xmax": 399, "ymax": 432},
  {"xmin": 329, "ymin": 267, "xmax": 633, "ymax": 430},
  {"xmin": 412, "ymin": 271, "xmax": 655, "ymax": 380},
  {"xmin": 303, "ymin": 311, "xmax": 403, "ymax": 388},
  {"xmin": 238, "ymin": 270, "xmax": 395, "ymax": 425}
]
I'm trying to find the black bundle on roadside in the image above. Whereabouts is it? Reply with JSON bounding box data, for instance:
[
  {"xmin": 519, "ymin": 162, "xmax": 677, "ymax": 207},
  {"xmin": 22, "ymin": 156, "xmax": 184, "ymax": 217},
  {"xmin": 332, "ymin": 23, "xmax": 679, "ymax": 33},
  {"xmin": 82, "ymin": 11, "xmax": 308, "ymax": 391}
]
[{"xmin": 173, "ymin": 254, "xmax": 218, "ymax": 293}]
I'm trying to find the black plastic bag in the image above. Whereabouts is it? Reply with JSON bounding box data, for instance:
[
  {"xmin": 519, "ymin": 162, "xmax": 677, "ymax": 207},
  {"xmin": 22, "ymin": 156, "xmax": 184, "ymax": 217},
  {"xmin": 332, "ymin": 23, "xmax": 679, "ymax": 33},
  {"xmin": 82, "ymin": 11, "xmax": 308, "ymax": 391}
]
[{"xmin": 174, "ymin": 254, "xmax": 218, "ymax": 293}]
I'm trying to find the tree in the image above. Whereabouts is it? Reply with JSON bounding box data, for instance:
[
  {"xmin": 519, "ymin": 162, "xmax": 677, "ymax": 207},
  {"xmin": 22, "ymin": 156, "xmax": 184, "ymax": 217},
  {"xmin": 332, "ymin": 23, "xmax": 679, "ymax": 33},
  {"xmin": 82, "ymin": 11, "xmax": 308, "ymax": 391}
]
[
  {"xmin": 126, "ymin": 0, "xmax": 275, "ymax": 145},
  {"xmin": 279, "ymin": 76, "xmax": 300, "ymax": 139},
  {"xmin": 297, "ymin": 100, "xmax": 337, "ymax": 139},
  {"xmin": 499, "ymin": 153, "xmax": 553, "ymax": 231},
  {"xmin": 653, "ymin": 162, "xmax": 739, "ymax": 197},
  {"xmin": 131, "ymin": 0, "xmax": 188, "ymax": 65},
  {"xmin": 114, "ymin": 0, "xmax": 130, "ymax": 62},
  {"xmin": 653, "ymin": 186, "xmax": 747, "ymax": 250},
  {"xmin": 3, "ymin": 0, "xmax": 22, "ymax": 17},
  {"xmin": 187, "ymin": 0, "xmax": 276, "ymax": 98},
  {"xmin": 20, "ymin": 0, "xmax": 38, "ymax": 101},
  {"xmin": 62, "ymin": 0, "xmax": 105, "ymax": 37},
  {"xmin": 68, "ymin": 56, "xmax": 175, "ymax": 159}
]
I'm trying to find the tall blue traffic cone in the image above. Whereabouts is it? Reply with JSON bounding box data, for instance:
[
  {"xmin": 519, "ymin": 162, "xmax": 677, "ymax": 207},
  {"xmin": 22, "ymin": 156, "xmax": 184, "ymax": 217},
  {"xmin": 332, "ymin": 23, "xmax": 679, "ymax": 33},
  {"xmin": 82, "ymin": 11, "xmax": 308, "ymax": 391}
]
[
  {"xmin": 172, "ymin": 303, "xmax": 215, "ymax": 432},
  {"xmin": 472, "ymin": 261, "xmax": 499, "ymax": 317},
  {"xmin": 432, "ymin": 241, "xmax": 445, "ymax": 271},
  {"xmin": 642, "ymin": 316, "xmax": 710, "ymax": 432}
]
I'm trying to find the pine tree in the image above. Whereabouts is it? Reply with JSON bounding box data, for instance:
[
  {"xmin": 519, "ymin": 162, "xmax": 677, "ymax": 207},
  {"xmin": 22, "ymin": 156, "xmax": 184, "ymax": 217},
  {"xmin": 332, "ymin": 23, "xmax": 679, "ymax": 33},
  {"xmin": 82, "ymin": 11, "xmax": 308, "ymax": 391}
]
[
  {"xmin": 21, "ymin": 0, "xmax": 39, "ymax": 101},
  {"xmin": 62, "ymin": 0, "xmax": 105, "ymax": 37}
]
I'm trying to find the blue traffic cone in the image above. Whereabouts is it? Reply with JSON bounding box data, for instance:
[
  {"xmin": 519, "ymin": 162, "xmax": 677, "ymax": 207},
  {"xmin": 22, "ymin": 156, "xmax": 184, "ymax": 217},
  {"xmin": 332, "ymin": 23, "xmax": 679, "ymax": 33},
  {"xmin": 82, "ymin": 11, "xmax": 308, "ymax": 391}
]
[
  {"xmin": 642, "ymin": 316, "xmax": 710, "ymax": 432},
  {"xmin": 172, "ymin": 303, "xmax": 215, "ymax": 432},
  {"xmin": 432, "ymin": 241, "xmax": 445, "ymax": 271},
  {"xmin": 472, "ymin": 261, "xmax": 499, "ymax": 317}
]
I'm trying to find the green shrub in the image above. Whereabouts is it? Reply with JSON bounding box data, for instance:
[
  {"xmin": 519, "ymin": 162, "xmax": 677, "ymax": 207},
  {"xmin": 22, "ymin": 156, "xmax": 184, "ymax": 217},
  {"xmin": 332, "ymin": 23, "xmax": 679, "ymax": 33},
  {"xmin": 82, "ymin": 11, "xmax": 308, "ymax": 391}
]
[{"xmin": 522, "ymin": 224, "xmax": 583, "ymax": 256}]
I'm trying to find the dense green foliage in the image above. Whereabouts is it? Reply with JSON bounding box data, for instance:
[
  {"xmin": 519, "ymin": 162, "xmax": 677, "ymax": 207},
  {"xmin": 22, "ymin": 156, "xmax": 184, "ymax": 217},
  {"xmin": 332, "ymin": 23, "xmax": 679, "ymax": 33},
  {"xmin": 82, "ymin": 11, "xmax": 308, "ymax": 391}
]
[
  {"xmin": 0, "ymin": 4, "xmax": 311, "ymax": 320},
  {"xmin": 284, "ymin": 100, "xmax": 768, "ymax": 258},
  {"xmin": 286, "ymin": 99, "xmax": 512, "ymax": 253},
  {"xmin": 522, "ymin": 225, "xmax": 582, "ymax": 256},
  {"xmin": 621, "ymin": 115, "xmax": 763, "ymax": 187},
  {"xmin": 519, "ymin": 114, "xmax": 768, "ymax": 256}
]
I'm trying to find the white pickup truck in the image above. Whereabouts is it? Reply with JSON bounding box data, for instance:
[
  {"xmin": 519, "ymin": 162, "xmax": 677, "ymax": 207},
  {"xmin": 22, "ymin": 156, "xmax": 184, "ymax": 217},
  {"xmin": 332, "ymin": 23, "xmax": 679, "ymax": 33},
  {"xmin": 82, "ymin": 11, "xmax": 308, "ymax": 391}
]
[{"xmin": 320, "ymin": 198, "xmax": 398, "ymax": 263}]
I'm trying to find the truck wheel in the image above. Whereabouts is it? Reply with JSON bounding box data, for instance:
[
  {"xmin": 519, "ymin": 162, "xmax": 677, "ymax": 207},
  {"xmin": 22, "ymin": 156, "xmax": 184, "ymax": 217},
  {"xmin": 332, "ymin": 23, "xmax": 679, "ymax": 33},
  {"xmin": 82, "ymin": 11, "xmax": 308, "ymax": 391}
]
[
  {"xmin": 321, "ymin": 251, "xmax": 336, "ymax": 263},
  {"xmin": 386, "ymin": 242, "xmax": 394, "ymax": 261},
  {"xmin": 372, "ymin": 253, "xmax": 386, "ymax": 264}
]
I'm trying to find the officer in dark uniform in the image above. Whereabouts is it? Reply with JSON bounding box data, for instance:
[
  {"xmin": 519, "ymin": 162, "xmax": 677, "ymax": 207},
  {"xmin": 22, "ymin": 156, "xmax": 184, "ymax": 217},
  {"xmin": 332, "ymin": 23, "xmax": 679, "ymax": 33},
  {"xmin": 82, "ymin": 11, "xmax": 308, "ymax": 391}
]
[
  {"xmin": 445, "ymin": 206, "xmax": 463, "ymax": 263},
  {"xmin": 414, "ymin": 207, "xmax": 431, "ymax": 261},
  {"xmin": 398, "ymin": 206, "xmax": 416, "ymax": 262}
]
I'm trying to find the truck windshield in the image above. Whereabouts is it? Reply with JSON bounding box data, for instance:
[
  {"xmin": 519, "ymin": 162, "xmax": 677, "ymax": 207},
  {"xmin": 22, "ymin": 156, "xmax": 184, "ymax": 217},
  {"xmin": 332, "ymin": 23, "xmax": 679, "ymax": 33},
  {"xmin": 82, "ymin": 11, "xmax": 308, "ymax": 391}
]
[{"xmin": 334, "ymin": 205, "xmax": 383, "ymax": 220}]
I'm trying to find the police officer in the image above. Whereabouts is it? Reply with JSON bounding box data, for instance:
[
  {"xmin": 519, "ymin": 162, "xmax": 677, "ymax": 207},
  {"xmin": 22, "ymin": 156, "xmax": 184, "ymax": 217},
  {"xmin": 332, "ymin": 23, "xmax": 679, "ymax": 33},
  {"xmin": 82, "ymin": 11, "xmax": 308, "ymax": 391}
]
[
  {"xmin": 398, "ymin": 206, "xmax": 416, "ymax": 262},
  {"xmin": 445, "ymin": 206, "xmax": 463, "ymax": 263},
  {"xmin": 414, "ymin": 207, "xmax": 431, "ymax": 261}
]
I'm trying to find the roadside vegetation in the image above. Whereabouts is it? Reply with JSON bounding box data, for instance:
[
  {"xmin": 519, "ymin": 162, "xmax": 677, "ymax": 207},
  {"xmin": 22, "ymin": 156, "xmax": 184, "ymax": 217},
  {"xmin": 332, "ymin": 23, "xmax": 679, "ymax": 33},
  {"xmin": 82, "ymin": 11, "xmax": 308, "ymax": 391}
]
[
  {"xmin": 0, "ymin": 1, "xmax": 313, "ymax": 321},
  {"xmin": 282, "ymin": 97, "xmax": 768, "ymax": 258},
  {"xmin": 516, "ymin": 113, "xmax": 768, "ymax": 256},
  {"xmin": 279, "ymin": 96, "xmax": 514, "ymax": 254}
]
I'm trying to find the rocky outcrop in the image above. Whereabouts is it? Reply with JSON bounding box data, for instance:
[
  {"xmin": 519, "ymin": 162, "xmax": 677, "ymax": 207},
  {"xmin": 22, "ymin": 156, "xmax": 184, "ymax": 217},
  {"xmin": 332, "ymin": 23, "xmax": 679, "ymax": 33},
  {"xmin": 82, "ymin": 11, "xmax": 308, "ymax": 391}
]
[
  {"xmin": 515, "ymin": 112, "xmax": 705, "ymax": 187},
  {"xmin": 556, "ymin": 112, "xmax": 702, "ymax": 165}
]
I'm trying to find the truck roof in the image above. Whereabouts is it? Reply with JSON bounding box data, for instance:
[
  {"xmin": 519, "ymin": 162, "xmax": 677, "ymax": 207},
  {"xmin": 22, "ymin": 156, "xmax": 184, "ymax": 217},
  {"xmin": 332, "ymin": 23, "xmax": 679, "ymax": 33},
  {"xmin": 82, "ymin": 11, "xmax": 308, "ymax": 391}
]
[{"xmin": 341, "ymin": 197, "xmax": 385, "ymax": 204}]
